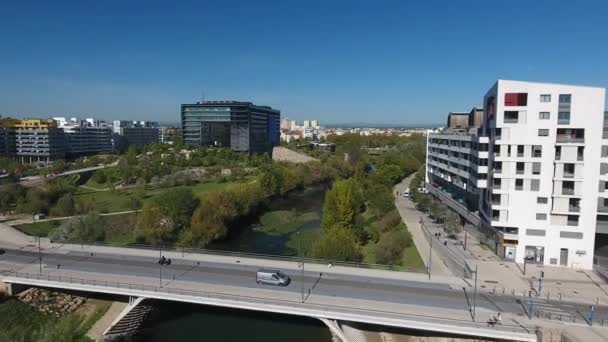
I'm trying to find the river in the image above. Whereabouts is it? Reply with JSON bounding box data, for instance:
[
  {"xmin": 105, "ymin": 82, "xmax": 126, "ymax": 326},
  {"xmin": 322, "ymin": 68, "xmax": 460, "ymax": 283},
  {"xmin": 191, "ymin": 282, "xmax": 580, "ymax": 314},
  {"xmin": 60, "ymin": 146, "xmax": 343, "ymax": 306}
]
[{"xmin": 139, "ymin": 186, "xmax": 331, "ymax": 341}]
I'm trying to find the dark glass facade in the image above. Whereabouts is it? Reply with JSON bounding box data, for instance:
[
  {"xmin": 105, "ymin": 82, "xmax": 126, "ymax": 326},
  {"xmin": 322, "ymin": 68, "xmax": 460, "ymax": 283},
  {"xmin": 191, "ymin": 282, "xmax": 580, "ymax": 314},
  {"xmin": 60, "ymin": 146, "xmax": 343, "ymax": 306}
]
[{"xmin": 181, "ymin": 101, "xmax": 280, "ymax": 154}]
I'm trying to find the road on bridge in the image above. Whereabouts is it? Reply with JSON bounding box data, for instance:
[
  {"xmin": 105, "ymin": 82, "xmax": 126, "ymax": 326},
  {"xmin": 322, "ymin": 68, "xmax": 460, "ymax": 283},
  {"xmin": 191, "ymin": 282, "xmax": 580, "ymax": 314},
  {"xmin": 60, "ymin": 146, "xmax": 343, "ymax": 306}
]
[{"xmin": 1, "ymin": 245, "xmax": 604, "ymax": 326}]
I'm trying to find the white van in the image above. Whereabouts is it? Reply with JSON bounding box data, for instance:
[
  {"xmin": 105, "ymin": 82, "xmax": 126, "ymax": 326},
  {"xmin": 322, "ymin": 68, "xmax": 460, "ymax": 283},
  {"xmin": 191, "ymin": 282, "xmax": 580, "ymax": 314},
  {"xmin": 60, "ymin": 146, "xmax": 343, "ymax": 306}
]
[{"xmin": 256, "ymin": 269, "xmax": 290, "ymax": 286}]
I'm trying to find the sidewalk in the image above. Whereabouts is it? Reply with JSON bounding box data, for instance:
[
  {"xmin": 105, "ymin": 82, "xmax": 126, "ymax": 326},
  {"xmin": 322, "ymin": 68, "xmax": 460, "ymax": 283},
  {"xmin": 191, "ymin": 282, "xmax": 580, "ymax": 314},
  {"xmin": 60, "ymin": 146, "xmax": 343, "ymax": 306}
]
[
  {"xmin": 394, "ymin": 176, "xmax": 450, "ymax": 277},
  {"xmin": 403, "ymin": 179, "xmax": 608, "ymax": 305}
]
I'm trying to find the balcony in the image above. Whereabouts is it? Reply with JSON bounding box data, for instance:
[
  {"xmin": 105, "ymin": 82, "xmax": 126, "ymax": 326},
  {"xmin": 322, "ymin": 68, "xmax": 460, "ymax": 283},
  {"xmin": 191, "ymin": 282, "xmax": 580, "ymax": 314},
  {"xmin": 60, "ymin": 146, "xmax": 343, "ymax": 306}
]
[
  {"xmin": 562, "ymin": 188, "xmax": 575, "ymax": 196},
  {"xmin": 556, "ymin": 129, "xmax": 585, "ymax": 143},
  {"xmin": 569, "ymin": 204, "xmax": 580, "ymax": 213}
]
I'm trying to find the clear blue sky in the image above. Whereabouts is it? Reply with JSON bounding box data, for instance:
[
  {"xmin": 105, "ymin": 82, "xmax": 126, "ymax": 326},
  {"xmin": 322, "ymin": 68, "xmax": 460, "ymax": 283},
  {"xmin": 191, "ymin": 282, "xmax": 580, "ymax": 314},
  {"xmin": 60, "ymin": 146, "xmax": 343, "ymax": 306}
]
[{"xmin": 1, "ymin": 0, "xmax": 607, "ymax": 125}]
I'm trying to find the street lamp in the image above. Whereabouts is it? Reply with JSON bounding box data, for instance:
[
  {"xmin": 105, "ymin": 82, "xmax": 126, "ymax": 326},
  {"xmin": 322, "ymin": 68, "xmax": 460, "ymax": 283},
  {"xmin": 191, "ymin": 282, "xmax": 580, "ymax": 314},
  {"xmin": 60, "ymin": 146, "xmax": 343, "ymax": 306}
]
[{"xmin": 298, "ymin": 231, "xmax": 304, "ymax": 303}]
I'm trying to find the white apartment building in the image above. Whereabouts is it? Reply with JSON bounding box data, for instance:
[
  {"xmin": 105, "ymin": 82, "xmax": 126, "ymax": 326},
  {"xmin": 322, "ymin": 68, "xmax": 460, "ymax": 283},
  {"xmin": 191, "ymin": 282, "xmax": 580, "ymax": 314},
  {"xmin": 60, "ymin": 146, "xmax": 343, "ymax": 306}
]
[
  {"xmin": 426, "ymin": 80, "xmax": 607, "ymax": 270},
  {"xmin": 479, "ymin": 80, "xmax": 605, "ymax": 269}
]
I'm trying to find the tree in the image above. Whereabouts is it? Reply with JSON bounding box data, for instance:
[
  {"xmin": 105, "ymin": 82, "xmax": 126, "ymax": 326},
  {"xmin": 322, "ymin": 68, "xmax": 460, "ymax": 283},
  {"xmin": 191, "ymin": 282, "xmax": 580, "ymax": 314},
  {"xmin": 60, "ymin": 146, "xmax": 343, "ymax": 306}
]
[
  {"xmin": 429, "ymin": 202, "xmax": 447, "ymax": 222},
  {"xmin": 375, "ymin": 164, "xmax": 403, "ymax": 187},
  {"xmin": 321, "ymin": 179, "xmax": 362, "ymax": 231},
  {"xmin": 366, "ymin": 183, "xmax": 394, "ymax": 217},
  {"xmin": 416, "ymin": 194, "xmax": 432, "ymax": 213},
  {"xmin": 51, "ymin": 193, "xmax": 75, "ymax": 217},
  {"xmin": 136, "ymin": 204, "xmax": 172, "ymax": 244},
  {"xmin": 259, "ymin": 164, "xmax": 284, "ymax": 197},
  {"xmin": 444, "ymin": 211, "xmax": 462, "ymax": 238},
  {"xmin": 152, "ymin": 187, "xmax": 198, "ymax": 232},
  {"xmin": 374, "ymin": 229, "xmax": 412, "ymax": 265},
  {"xmin": 73, "ymin": 212, "xmax": 105, "ymax": 241},
  {"xmin": 313, "ymin": 226, "xmax": 361, "ymax": 262}
]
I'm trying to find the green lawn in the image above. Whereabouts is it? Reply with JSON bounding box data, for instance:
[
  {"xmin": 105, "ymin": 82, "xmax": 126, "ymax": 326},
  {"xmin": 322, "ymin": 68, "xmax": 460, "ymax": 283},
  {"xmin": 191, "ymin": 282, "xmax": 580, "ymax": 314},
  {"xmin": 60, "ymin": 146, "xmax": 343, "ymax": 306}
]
[{"xmin": 15, "ymin": 220, "xmax": 62, "ymax": 237}]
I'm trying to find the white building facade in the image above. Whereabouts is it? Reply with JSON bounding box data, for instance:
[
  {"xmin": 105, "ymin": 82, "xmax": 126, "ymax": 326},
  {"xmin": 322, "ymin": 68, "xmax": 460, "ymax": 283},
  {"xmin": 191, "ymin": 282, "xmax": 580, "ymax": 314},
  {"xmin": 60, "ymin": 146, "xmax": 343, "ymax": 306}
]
[{"xmin": 478, "ymin": 80, "xmax": 605, "ymax": 269}]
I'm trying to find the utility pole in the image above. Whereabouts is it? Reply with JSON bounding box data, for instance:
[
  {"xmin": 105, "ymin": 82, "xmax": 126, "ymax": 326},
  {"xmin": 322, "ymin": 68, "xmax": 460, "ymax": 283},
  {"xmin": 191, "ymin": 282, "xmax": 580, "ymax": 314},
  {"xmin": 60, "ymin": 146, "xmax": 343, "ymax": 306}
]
[
  {"xmin": 463, "ymin": 227, "xmax": 468, "ymax": 251},
  {"xmin": 422, "ymin": 217, "xmax": 432, "ymax": 280},
  {"xmin": 473, "ymin": 265, "xmax": 478, "ymax": 321},
  {"xmin": 538, "ymin": 271, "xmax": 544, "ymax": 296},
  {"xmin": 298, "ymin": 231, "xmax": 304, "ymax": 303},
  {"xmin": 528, "ymin": 291, "xmax": 534, "ymax": 319}
]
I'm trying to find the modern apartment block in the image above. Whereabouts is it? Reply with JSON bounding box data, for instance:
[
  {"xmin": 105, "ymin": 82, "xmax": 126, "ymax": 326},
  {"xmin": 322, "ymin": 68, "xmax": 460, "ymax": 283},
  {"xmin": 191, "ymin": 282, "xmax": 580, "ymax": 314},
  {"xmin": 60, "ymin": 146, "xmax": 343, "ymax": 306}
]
[
  {"xmin": 427, "ymin": 80, "xmax": 607, "ymax": 269},
  {"xmin": 181, "ymin": 101, "xmax": 280, "ymax": 154},
  {"xmin": 426, "ymin": 108, "xmax": 485, "ymax": 213},
  {"xmin": 112, "ymin": 120, "xmax": 160, "ymax": 151},
  {"xmin": 54, "ymin": 117, "xmax": 113, "ymax": 156},
  {"xmin": 14, "ymin": 119, "xmax": 66, "ymax": 163}
]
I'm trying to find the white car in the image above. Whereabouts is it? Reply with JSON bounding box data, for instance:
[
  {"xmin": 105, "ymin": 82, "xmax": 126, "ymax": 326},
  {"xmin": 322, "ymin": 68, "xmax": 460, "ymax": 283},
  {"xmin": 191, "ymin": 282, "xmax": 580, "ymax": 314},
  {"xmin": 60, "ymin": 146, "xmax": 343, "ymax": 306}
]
[{"xmin": 403, "ymin": 190, "xmax": 410, "ymax": 197}]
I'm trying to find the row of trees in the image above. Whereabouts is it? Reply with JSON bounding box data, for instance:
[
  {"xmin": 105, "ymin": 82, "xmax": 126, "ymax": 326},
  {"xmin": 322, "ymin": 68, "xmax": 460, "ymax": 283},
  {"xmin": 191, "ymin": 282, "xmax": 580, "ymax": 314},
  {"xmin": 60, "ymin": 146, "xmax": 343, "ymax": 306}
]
[
  {"xmin": 409, "ymin": 167, "xmax": 463, "ymax": 238},
  {"xmin": 311, "ymin": 134, "xmax": 427, "ymax": 264}
]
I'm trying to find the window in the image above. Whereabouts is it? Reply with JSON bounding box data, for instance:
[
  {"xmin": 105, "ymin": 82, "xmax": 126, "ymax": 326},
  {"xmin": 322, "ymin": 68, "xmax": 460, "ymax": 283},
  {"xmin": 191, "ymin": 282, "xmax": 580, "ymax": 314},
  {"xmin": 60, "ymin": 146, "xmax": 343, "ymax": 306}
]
[
  {"xmin": 602, "ymin": 146, "xmax": 608, "ymax": 158},
  {"xmin": 563, "ymin": 163, "xmax": 575, "ymax": 178},
  {"xmin": 531, "ymin": 179, "xmax": 540, "ymax": 191},
  {"xmin": 532, "ymin": 145, "xmax": 542, "ymax": 158},
  {"xmin": 532, "ymin": 162, "xmax": 541, "ymax": 175},
  {"xmin": 540, "ymin": 94, "xmax": 551, "ymax": 102},
  {"xmin": 516, "ymin": 162, "xmax": 525, "ymax": 174},
  {"xmin": 505, "ymin": 93, "xmax": 528, "ymax": 106},
  {"xmin": 559, "ymin": 94, "xmax": 572, "ymax": 103},
  {"xmin": 539, "ymin": 112, "xmax": 550, "ymax": 120},
  {"xmin": 558, "ymin": 111, "xmax": 570, "ymax": 125},
  {"xmin": 517, "ymin": 145, "xmax": 524, "ymax": 157},
  {"xmin": 577, "ymin": 146, "xmax": 584, "ymax": 161},
  {"xmin": 515, "ymin": 179, "xmax": 524, "ymax": 190},
  {"xmin": 504, "ymin": 111, "xmax": 519, "ymax": 123},
  {"xmin": 556, "ymin": 146, "xmax": 562, "ymax": 160},
  {"xmin": 562, "ymin": 181, "xmax": 575, "ymax": 195},
  {"xmin": 537, "ymin": 197, "xmax": 548, "ymax": 204},
  {"xmin": 538, "ymin": 129, "xmax": 549, "ymax": 137},
  {"xmin": 567, "ymin": 215, "xmax": 579, "ymax": 226},
  {"xmin": 536, "ymin": 213, "xmax": 547, "ymax": 220}
]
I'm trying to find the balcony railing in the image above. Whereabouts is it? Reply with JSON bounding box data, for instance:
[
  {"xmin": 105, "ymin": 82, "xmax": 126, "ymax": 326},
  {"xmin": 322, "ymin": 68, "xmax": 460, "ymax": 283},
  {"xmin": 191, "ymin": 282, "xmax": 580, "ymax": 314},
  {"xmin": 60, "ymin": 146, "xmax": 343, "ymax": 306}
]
[
  {"xmin": 557, "ymin": 135, "xmax": 584, "ymax": 143},
  {"xmin": 569, "ymin": 205, "xmax": 581, "ymax": 213},
  {"xmin": 563, "ymin": 172, "xmax": 575, "ymax": 179},
  {"xmin": 562, "ymin": 188, "xmax": 575, "ymax": 196},
  {"xmin": 567, "ymin": 219, "xmax": 579, "ymax": 226}
]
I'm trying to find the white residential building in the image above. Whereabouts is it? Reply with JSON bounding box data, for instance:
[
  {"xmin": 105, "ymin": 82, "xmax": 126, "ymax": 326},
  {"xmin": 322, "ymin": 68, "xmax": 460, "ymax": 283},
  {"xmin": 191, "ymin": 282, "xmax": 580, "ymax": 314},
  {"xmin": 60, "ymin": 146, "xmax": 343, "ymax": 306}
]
[{"xmin": 427, "ymin": 80, "xmax": 606, "ymax": 270}]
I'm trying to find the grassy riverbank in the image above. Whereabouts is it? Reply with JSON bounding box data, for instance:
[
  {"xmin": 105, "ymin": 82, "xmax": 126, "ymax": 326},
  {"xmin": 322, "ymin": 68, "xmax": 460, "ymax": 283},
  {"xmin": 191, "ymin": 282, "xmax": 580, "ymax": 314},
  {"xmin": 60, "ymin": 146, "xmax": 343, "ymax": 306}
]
[{"xmin": 0, "ymin": 296, "xmax": 111, "ymax": 342}]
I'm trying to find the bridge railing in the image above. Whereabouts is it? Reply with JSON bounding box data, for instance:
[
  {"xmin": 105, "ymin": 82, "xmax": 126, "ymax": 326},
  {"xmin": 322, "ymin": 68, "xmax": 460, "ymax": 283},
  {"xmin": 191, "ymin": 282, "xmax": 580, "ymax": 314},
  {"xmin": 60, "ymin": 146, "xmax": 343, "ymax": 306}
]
[
  {"xmin": 2, "ymin": 270, "xmax": 533, "ymax": 335},
  {"xmin": 52, "ymin": 239, "xmax": 427, "ymax": 274}
]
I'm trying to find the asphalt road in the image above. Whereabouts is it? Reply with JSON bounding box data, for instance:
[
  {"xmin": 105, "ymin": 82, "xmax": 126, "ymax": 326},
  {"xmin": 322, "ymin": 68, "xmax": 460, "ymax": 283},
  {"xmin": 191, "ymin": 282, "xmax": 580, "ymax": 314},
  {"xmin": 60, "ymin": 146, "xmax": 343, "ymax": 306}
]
[{"xmin": 0, "ymin": 247, "xmax": 605, "ymax": 323}]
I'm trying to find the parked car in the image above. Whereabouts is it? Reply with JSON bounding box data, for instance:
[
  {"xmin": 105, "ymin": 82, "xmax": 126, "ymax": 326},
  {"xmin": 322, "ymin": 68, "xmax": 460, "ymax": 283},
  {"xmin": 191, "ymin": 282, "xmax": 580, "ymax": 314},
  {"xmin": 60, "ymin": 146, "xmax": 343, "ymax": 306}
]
[
  {"xmin": 403, "ymin": 189, "xmax": 410, "ymax": 197},
  {"xmin": 256, "ymin": 269, "xmax": 290, "ymax": 286}
]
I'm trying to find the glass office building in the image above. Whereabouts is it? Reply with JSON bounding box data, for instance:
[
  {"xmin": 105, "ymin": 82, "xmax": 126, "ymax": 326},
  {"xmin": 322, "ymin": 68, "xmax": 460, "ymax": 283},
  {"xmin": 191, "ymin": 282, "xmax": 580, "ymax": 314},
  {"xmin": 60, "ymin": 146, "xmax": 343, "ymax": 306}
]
[{"xmin": 181, "ymin": 101, "xmax": 280, "ymax": 154}]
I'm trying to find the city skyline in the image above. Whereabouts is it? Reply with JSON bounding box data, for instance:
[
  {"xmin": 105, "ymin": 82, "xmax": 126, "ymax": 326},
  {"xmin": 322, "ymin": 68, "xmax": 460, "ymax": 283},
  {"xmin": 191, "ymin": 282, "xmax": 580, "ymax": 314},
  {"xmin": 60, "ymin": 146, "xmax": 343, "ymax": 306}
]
[{"xmin": 1, "ymin": 1, "xmax": 608, "ymax": 125}]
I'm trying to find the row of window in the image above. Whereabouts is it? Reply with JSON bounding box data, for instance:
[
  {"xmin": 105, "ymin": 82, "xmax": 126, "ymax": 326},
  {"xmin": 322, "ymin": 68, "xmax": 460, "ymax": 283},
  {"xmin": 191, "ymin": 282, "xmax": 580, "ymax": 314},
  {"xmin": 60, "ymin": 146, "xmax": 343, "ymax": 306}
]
[{"xmin": 505, "ymin": 93, "xmax": 571, "ymax": 106}]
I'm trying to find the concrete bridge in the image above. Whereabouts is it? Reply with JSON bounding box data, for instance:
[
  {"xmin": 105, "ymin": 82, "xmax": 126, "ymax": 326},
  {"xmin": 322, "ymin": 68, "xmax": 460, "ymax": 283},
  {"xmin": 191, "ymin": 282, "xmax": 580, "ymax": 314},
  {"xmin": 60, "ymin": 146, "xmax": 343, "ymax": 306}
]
[{"xmin": 0, "ymin": 241, "xmax": 592, "ymax": 342}]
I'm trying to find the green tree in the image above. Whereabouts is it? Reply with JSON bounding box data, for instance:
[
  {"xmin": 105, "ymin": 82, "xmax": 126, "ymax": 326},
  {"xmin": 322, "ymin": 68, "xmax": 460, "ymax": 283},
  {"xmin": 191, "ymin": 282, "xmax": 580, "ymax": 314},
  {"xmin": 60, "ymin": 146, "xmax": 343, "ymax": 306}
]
[
  {"xmin": 366, "ymin": 183, "xmax": 394, "ymax": 217},
  {"xmin": 259, "ymin": 164, "xmax": 284, "ymax": 197},
  {"xmin": 151, "ymin": 187, "xmax": 198, "ymax": 232},
  {"xmin": 51, "ymin": 193, "xmax": 75, "ymax": 217},
  {"xmin": 374, "ymin": 229, "xmax": 413, "ymax": 265},
  {"xmin": 375, "ymin": 164, "xmax": 403, "ymax": 186},
  {"xmin": 444, "ymin": 211, "xmax": 462, "ymax": 238},
  {"xmin": 136, "ymin": 204, "xmax": 172, "ymax": 244},
  {"xmin": 321, "ymin": 179, "xmax": 362, "ymax": 231},
  {"xmin": 73, "ymin": 212, "xmax": 105, "ymax": 241},
  {"xmin": 313, "ymin": 226, "xmax": 361, "ymax": 262}
]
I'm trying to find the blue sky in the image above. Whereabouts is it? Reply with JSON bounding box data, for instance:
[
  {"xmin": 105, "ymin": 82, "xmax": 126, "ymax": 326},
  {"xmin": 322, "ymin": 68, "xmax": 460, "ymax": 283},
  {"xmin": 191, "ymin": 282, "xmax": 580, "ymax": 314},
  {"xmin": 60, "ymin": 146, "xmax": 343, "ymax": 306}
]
[{"xmin": 1, "ymin": 1, "xmax": 607, "ymax": 125}]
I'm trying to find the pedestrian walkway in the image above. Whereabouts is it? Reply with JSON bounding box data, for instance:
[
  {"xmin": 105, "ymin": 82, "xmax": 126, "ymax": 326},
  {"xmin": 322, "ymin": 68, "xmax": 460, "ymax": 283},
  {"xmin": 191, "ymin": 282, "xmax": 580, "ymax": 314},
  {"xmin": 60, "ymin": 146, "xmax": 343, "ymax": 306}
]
[{"xmin": 401, "ymin": 177, "xmax": 608, "ymax": 306}]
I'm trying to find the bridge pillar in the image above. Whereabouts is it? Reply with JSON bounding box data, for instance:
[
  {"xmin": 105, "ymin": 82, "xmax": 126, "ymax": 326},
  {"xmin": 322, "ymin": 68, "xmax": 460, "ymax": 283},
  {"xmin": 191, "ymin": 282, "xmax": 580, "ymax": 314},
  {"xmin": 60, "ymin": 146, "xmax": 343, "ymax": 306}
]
[
  {"xmin": 4, "ymin": 282, "xmax": 31, "ymax": 296},
  {"xmin": 318, "ymin": 318, "xmax": 351, "ymax": 342}
]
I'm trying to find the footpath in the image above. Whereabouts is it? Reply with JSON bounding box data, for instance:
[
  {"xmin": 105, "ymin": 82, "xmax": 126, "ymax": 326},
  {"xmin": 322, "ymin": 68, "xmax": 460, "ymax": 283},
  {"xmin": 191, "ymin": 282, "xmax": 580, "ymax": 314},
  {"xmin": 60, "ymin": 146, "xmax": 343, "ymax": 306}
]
[{"xmin": 395, "ymin": 176, "xmax": 608, "ymax": 306}]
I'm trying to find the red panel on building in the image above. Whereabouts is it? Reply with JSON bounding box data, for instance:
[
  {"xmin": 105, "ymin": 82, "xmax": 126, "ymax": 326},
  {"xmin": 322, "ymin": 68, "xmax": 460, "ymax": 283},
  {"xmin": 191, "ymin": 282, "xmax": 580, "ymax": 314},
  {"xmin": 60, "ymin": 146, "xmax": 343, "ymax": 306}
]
[{"xmin": 504, "ymin": 93, "xmax": 528, "ymax": 106}]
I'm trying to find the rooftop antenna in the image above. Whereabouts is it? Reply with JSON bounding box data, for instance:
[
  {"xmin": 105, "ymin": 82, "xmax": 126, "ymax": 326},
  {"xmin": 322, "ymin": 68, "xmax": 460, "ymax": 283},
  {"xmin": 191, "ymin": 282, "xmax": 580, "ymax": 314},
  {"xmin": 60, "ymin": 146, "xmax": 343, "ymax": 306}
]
[{"xmin": 201, "ymin": 90, "xmax": 205, "ymax": 102}]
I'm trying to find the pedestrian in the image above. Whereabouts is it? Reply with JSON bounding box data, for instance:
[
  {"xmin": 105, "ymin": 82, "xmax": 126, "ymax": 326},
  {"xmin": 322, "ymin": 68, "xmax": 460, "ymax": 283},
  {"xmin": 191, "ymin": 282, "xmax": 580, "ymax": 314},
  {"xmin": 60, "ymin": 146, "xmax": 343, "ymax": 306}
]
[{"xmin": 444, "ymin": 239, "xmax": 447, "ymax": 246}]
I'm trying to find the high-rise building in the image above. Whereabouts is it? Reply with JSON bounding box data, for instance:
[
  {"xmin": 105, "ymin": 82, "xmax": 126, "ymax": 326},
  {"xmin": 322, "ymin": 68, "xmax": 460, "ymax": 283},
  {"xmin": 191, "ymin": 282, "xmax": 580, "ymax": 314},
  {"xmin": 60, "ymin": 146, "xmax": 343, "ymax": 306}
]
[
  {"xmin": 112, "ymin": 120, "xmax": 160, "ymax": 151},
  {"xmin": 181, "ymin": 101, "xmax": 280, "ymax": 154},
  {"xmin": 303, "ymin": 120, "xmax": 311, "ymax": 129},
  {"xmin": 54, "ymin": 117, "xmax": 113, "ymax": 156},
  {"xmin": 427, "ymin": 80, "xmax": 606, "ymax": 270},
  {"xmin": 14, "ymin": 119, "xmax": 66, "ymax": 163},
  {"xmin": 311, "ymin": 120, "xmax": 320, "ymax": 129}
]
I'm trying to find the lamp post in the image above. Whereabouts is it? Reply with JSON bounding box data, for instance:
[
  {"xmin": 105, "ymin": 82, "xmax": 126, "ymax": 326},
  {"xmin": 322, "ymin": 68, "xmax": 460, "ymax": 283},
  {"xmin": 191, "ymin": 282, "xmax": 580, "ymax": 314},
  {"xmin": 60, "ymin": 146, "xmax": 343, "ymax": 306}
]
[
  {"xmin": 38, "ymin": 236, "xmax": 42, "ymax": 274},
  {"xmin": 473, "ymin": 265, "xmax": 478, "ymax": 321},
  {"xmin": 298, "ymin": 231, "xmax": 304, "ymax": 303}
]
